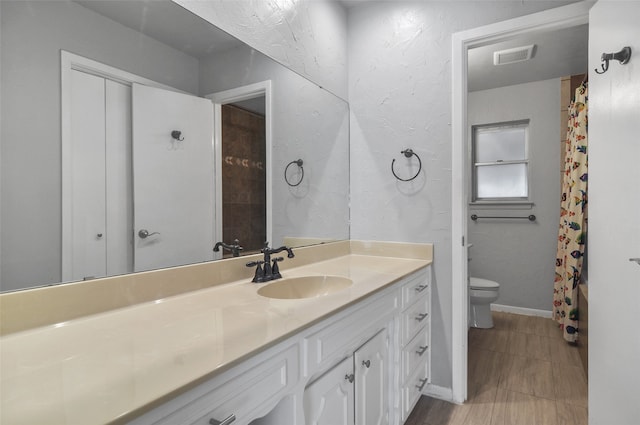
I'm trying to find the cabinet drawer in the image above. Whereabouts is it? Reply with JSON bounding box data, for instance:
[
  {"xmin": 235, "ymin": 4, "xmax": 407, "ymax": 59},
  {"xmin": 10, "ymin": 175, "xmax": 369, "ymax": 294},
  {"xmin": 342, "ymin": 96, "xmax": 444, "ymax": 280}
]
[
  {"xmin": 154, "ymin": 345, "xmax": 299, "ymax": 425},
  {"xmin": 401, "ymin": 330, "xmax": 429, "ymax": 384},
  {"xmin": 401, "ymin": 294, "xmax": 430, "ymax": 346},
  {"xmin": 305, "ymin": 292, "xmax": 397, "ymax": 373},
  {"xmin": 401, "ymin": 362, "xmax": 429, "ymax": 423},
  {"xmin": 400, "ymin": 268, "xmax": 430, "ymax": 309}
]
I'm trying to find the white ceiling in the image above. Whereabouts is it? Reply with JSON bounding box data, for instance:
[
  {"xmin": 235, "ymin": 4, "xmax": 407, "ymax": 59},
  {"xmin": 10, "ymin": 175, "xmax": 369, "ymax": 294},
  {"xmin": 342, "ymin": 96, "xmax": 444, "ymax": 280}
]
[{"xmin": 468, "ymin": 24, "xmax": 588, "ymax": 92}]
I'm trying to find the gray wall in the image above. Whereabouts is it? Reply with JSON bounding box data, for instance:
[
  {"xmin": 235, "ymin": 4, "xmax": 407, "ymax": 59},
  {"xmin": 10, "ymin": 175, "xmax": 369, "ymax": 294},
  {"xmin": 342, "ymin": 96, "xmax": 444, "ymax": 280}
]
[
  {"xmin": 0, "ymin": 1, "xmax": 199, "ymax": 291},
  {"xmin": 468, "ymin": 79, "xmax": 561, "ymax": 312},
  {"xmin": 347, "ymin": 1, "xmax": 572, "ymax": 390}
]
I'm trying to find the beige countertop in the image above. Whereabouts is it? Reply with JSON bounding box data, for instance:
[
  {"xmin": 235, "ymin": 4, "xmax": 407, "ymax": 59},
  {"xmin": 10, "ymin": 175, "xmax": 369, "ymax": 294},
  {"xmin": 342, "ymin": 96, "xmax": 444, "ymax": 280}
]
[{"xmin": 0, "ymin": 241, "xmax": 432, "ymax": 425}]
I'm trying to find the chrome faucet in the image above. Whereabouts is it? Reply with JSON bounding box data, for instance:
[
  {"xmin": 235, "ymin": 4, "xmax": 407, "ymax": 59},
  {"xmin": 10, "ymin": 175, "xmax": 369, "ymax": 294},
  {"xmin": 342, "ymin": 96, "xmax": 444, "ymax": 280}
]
[
  {"xmin": 213, "ymin": 239, "xmax": 243, "ymax": 257},
  {"xmin": 246, "ymin": 242, "xmax": 294, "ymax": 283}
]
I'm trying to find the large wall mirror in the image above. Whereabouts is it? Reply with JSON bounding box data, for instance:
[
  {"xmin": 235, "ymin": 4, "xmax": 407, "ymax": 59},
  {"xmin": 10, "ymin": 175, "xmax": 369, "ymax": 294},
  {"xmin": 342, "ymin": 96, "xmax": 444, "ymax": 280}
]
[{"xmin": 0, "ymin": 0, "xmax": 350, "ymax": 293}]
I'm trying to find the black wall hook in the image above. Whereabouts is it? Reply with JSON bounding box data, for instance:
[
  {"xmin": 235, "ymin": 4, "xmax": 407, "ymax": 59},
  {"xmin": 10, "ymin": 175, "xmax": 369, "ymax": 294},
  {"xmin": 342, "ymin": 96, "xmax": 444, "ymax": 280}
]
[
  {"xmin": 171, "ymin": 130, "xmax": 184, "ymax": 141},
  {"xmin": 595, "ymin": 46, "xmax": 631, "ymax": 74},
  {"xmin": 391, "ymin": 149, "xmax": 422, "ymax": 182},
  {"xmin": 284, "ymin": 159, "xmax": 304, "ymax": 187}
]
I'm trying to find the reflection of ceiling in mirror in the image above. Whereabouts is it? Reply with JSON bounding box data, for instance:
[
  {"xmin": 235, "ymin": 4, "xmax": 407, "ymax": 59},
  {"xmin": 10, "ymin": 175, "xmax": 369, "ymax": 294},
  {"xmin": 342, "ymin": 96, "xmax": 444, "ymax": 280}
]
[
  {"xmin": 233, "ymin": 97, "xmax": 266, "ymax": 116},
  {"xmin": 467, "ymin": 24, "xmax": 588, "ymax": 92},
  {"xmin": 74, "ymin": 0, "xmax": 243, "ymax": 58}
]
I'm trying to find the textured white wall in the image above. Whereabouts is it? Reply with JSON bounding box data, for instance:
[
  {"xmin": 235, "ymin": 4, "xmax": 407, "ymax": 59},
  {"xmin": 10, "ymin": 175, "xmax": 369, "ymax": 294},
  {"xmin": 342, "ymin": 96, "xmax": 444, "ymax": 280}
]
[
  {"xmin": 347, "ymin": 0, "xmax": 573, "ymax": 390},
  {"xmin": 175, "ymin": 0, "xmax": 348, "ymax": 100},
  {"xmin": 468, "ymin": 79, "xmax": 561, "ymax": 312},
  {"xmin": 199, "ymin": 45, "xmax": 350, "ymax": 248}
]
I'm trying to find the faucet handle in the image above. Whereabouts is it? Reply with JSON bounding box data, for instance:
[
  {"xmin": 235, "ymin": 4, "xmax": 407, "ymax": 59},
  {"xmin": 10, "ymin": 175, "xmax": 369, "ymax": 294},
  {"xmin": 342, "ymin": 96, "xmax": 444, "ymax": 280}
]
[
  {"xmin": 231, "ymin": 239, "xmax": 244, "ymax": 257},
  {"xmin": 271, "ymin": 257, "xmax": 284, "ymax": 279},
  {"xmin": 246, "ymin": 260, "xmax": 265, "ymax": 283}
]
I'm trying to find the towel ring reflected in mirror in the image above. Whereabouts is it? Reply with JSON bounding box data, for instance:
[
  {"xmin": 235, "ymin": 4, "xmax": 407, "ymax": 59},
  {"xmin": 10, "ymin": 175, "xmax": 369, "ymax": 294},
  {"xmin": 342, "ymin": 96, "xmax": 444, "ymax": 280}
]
[
  {"xmin": 391, "ymin": 149, "xmax": 422, "ymax": 182},
  {"xmin": 171, "ymin": 130, "xmax": 184, "ymax": 141},
  {"xmin": 284, "ymin": 159, "xmax": 304, "ymax": 187}
]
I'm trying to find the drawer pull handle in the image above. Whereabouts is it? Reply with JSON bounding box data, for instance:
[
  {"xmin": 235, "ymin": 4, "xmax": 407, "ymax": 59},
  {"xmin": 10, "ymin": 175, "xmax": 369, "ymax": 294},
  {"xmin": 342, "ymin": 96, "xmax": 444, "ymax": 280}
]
[
  {"xmin": 416, "ymin": 345, "xmax": 428, "ymax": 356},
  {"xmin": 362, "ymin": 360, "xmax": 371, "ymax": 368},
  {"xmin": 345, "ymin": 373, "xmax": 355, "ymax": 383},
  {"xmin": 209, "ymin": 414, "xmax": 236, "ymax": 425},
  {"xmin": 415, "ymin": 313, "xmax": 428, "ymax": 322},
  {"xmin": 416, "ymin": 378, "xmax": 428, "ymax": 392},
  {"xmin": 414, "ymin": 284, "xmax": 427, "ymax": 293}
]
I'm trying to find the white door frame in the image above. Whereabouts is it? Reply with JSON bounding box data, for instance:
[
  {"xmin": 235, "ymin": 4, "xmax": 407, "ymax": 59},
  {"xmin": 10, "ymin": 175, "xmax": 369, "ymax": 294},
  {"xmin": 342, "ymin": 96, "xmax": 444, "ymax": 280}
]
[
  {"xmin": 206, "ymin": 81, "xmax": 273, "ymax": 257},
  {"xmin": 450, "ymin": 2, "xmax": 591, "ymax": 403},
  {"xmin": 61, "ymin": 51, "xmax": 184, "ymax": 280}
]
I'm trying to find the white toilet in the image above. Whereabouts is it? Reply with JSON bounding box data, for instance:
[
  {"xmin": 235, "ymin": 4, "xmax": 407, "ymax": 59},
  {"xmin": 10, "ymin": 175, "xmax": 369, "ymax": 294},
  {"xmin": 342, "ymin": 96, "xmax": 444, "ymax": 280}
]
[{"xmin": 469, "ymin": 277, "xmax": 500, "ymax": 328}]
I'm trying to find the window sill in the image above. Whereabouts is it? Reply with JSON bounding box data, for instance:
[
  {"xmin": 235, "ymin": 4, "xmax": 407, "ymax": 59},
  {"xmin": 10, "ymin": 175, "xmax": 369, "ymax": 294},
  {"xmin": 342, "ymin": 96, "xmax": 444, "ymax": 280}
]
[{"xmin": 469, "ymin": 201, "xmax": 534, "ymax": 210}]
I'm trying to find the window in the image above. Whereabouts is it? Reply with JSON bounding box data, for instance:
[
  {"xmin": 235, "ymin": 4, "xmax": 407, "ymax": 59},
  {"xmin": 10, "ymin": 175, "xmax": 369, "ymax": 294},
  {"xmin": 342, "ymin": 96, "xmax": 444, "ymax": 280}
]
[{"xmin": 471, "ymin": 120, "xmax": 530, "ymax": 203}]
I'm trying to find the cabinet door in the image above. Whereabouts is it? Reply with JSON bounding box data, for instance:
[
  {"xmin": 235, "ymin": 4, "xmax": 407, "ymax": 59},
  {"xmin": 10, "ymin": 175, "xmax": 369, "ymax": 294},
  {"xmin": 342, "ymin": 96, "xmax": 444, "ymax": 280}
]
[
  {"xmin": 304, "ymin": 357, "xmax": 355, "ymax": 425},
  {"xmin": 355, "ymin": 329, "xmax": 389, "ymax": 425}
]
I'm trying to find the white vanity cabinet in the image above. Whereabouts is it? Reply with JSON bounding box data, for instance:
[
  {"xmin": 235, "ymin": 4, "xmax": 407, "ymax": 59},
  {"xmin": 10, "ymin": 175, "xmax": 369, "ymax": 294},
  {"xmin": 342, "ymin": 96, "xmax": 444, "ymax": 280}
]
[
  {"xmin": 398, "ymin": 269, "xmax": 431, "ymax": 422},
  {"xmin": 304, "ymin": 329, "xmax": 389, "ymax": 425},
  {"xmin": 129, "ymin": 265, "xmax": 431, "ymax": 425}
]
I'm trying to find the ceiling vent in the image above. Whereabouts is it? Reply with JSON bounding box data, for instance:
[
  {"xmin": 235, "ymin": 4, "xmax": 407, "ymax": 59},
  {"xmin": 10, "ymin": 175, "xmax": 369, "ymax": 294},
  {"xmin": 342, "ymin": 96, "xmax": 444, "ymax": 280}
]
[{"xmin": 493, "ymin": 44, "xmax": 536, "ymax": 66}]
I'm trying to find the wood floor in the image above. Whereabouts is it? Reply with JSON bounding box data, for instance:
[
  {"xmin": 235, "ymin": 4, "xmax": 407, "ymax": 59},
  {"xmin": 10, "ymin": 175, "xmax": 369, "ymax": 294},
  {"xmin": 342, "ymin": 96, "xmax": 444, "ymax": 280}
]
[{"xmin": 406, "ymin": 312, "xmax": 587, "ymax": 425}]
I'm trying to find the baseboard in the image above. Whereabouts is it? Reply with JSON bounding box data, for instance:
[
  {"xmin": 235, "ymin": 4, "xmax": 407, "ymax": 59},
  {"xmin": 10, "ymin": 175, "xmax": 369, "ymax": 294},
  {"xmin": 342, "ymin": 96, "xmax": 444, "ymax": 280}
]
[
  {"xmin": 423, "ymin": 383, "xmax": 455, "ymax": 403},
  {"xmin": 491, "ymin": 303, "xmax": 552, "ymax": 318}
]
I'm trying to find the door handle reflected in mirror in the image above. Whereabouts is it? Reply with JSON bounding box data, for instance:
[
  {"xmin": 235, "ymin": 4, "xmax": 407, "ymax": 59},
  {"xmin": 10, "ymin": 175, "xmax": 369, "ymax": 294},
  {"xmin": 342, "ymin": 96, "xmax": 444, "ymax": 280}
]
[
  {"xmin": 416, "ymin": 345, "xmax": 428, "ymax": 356},
  {"xmin": 415, "ymin": 313, "xmax": 429, "ymax": 322},
  {"xmin": 138, "ymin": 229, "xmax": 160, "ymax": 239}
]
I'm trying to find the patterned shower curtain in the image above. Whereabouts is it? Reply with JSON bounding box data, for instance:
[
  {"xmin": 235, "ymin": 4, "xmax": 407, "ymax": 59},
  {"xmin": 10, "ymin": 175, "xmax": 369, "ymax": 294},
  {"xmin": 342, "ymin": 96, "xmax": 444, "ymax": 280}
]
[{"xmin": 553, "ymin": 82, "xmax": 588, "ymax": 343}]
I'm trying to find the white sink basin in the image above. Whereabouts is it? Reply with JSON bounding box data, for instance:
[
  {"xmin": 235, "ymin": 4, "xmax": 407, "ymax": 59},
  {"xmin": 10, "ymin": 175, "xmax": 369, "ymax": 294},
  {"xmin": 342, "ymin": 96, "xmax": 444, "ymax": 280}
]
[{"xmin": 257, "ymin": 276, "xmax": 353, "ymax": 300}]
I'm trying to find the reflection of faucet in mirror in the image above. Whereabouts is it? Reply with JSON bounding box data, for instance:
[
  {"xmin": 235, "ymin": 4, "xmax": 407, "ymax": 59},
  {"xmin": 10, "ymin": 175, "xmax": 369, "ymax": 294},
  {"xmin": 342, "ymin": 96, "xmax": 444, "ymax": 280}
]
[
  {"xmin": 246, "ymin": 242, "xmax": 295, "ymax": 283},
  {"xmin": 213, "ymin": 239, "xmax": 243, "ymax": 257}
]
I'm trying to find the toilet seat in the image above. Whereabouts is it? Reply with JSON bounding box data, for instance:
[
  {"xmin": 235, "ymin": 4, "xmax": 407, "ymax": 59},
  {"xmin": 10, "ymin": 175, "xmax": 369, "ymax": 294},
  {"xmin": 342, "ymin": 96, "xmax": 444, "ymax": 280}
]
[{"xmin": 470, "ymin": 277, "xmax": 500, "ymax": 291}]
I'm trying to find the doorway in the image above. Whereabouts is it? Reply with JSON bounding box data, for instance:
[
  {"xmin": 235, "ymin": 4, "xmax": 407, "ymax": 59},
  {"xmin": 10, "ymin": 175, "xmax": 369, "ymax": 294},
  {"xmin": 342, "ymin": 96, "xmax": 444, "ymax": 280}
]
[
  {"xmin": 208, "ymin": 81, "xmax": 273, "ymax": 259},
  {"xmin": 221, "ymin": 101, "xmax": 267, "ymax": 256},
  {"xmin": 450, "ymin": 3, "xmax": 591, "ymax": 403}
]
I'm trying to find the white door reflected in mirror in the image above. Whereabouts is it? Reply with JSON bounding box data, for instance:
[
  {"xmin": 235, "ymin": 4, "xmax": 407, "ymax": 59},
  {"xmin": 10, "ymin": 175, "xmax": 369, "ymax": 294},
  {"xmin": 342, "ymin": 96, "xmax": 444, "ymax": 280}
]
[{"xmin": 132, "ymin": 84, "xmax": 215, "ymax": 273}]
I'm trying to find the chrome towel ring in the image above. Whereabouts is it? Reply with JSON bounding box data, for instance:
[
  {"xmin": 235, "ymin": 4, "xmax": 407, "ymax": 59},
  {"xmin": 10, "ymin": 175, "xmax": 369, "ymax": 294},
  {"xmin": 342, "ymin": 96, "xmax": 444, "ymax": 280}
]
[
  {"xmin": 391, "ymin": 149, "xmax": 422, "ymax": 182},
  {"xmin": 284, "ymin": 159, "xmax": 304, "ymax": 187}
]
